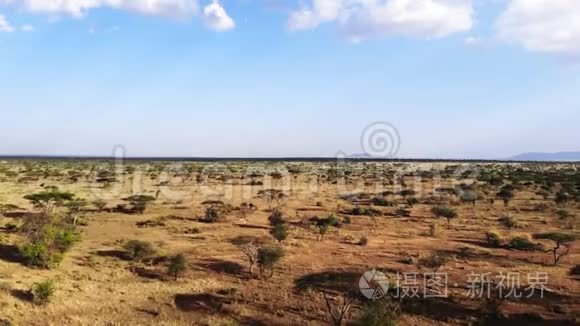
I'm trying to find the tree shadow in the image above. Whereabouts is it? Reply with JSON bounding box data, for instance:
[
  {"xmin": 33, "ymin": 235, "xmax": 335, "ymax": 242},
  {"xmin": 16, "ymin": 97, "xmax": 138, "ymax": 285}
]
[
  {"xmin": 10, "ymin": 289, "xmax": 33, "ymax": 303},
  {"xmin": 173, "ymin": 292, "xmax": 267, "ymax": 325},
  {"xmin": 132, "ymin": 267, "xmax": 168, "ymax": 281},
  {"xmin": 2, "ymin": 211, "xmax": 40, "ymax": 219},
  {"xmin": 174, "ymin": 293, "xmax": 230, "ymax": 313},
  {"xmin": 197, "ymin": 259, "xmax": 245, "ymax": 276},
  {"xmin": 294, "ymin": 270, "xmax": 362, "ymax": 294},
  {"xmin": 94, "ymin": 249, "xmax": 131, "ymax": 261},
  {"xmin": 0, "ymin": 243, "xmax": 22, "ymax": 263}
]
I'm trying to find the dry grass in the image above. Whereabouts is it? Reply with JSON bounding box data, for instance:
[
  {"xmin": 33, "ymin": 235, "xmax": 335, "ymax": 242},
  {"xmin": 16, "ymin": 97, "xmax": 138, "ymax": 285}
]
[{"xmin": 0, "ymin": 160, "xmax": 578, "ymax": 325}]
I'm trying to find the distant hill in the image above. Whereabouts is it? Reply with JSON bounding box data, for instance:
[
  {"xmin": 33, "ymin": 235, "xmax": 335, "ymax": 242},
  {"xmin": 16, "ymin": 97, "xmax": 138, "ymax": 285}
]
[{"xmin": 509, "ymin": 151, "xmax": 580, "ymax": 162}]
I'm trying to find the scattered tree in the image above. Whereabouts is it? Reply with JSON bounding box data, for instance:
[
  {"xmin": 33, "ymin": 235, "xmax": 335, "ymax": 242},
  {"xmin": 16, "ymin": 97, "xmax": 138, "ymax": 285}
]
[
  {"xmin": 257, "ymin": 246, "xmax": 284, "ymax": 279},
  {"xmin": 167, "ymin": 254, "xmax": 187, "ymax": 280},
  {"xmin": 123, "ymin": 240, "xmax": 156, "ymax": 261},
  {"xmin": 534, "ymin": 232, "xmax": 576, "ymax": 265},
  {"xmin": 323, "ymin": 290, "xmax": 355, "ymax": 326},
  {"xmin": 431, "ymin": 205, "xmax": 457, "ymax": 229}
]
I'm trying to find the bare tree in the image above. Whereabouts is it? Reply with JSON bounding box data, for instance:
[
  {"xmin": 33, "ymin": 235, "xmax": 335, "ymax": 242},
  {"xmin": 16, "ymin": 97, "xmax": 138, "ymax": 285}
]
[{"xmin": 322, "ymin": 290, "xmax": 355, "ymax": 326}]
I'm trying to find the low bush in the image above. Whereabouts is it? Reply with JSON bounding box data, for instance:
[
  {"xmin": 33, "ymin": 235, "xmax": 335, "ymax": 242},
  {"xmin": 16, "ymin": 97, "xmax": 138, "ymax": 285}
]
[
  {"xmin": 167, "ymin": 254, "xmax": 187, "ymax": 280},
  {"xmin": 419, "ymin": 253, "xmax": 450, "ymax": 272},
  {"xmin": 31, "ymin": 279, "xmax": 56, "ymax": 305},
  {"xmin": 485, "ymin": 231, "xmax": 502, "ymax": 247},
  {"xmin": 509, "ymin": 236, "xmax": 540, "ymax": 251},
  {"xmin": 371, "ymin": 197, "xmax": 394, "ymax": 207},
  {"xmin": 270, "ymin": 223, "xmax": 289, "ymax": 243},
  {"xmin": 498, "ymin": 215, "xmax": 520, "ymax": 229},
  {"xmin": 123, "ymin": 240, "xmax": 156, "ymax": 261},
  {"xmin": 346, "ymin": 206, "xmax": 382, "ymax": 217},
  {"xmin": 356, "ymin": 301, "xmax": 397, "ymax": 326},
  {"xmin": 257, "ymin": 246, "xmax": 284, "ymax": 279},
  {"xmin": 20, "ymin": 242, "xmax": 62, "ymax": 269}
]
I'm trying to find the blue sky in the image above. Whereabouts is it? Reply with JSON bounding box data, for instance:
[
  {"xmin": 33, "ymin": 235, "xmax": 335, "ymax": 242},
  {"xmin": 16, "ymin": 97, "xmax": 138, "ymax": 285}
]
[{"xmin": 0, "ymin": 0, "xmax": 579, "ymax": 159}]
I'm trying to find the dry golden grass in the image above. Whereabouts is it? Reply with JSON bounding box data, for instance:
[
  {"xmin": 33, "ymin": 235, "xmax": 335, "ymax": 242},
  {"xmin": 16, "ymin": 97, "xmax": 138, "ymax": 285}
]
[{"xmin": 0, "ymin": 160, "xmax": 578, "ymax": 325}]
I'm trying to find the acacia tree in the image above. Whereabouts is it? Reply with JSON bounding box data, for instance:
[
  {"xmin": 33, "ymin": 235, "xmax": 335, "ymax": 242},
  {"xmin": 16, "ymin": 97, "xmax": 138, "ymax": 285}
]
[
  {"xmin": 124, "ymin": 194, "xmax": 156, "ymax": 214},
  {"xmin": 24, "ymin": 189, "xmax": 75, "ymax": 215},
  {"xmin": 167, "ymin": 254, "xmax": 187, "ymax": 280},
  {"xmin": 431, "ymin": 205, "xmax": 457, "ymax": 229},
  {"xmin": 533, "ymin": 232, "xmax": 576, "ymax": 265},
  {"xmin": 496, "ymin": 187, "xmax": 514, "ymax": 207},
  {"xmin": 257, "ymin": 189, "xmax": 287, "ymax": 211},
  {"xmin": 232, "ymin": 235, "xmax": 266, "ymax": 278},
  {"xmin": 323, "ymin": 290, "xmax": 355, "ymax": 326}
]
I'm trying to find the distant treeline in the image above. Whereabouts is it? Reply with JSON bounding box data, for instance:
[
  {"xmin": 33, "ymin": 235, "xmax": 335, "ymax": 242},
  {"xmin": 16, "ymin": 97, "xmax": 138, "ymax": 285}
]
[{"xmin": 0, "ymin": 155, "xmax": 577, "ymax": 164}]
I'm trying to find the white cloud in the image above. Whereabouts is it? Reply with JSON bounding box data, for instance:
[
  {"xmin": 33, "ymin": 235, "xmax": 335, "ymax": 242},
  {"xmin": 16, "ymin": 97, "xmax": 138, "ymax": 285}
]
[
  {"xmin": 288, "ymin": 0, "xmax": 473, "ymax": 41},
  {"xmin": 0, "ymin": 0, "xmax": 236, "ymax": 31},
  {"xmin": 203, "ymin": 0, "xmax": 234, "ymax": 31},
  {"xmin": 16, "ymin": 0, "xmax": 199, "ymax": 18},
  {"xmin": 20, "ymin": 23, "xmax": 34, "ymax": 31},
  {"xmin": 497, "ymin": 0, "xmax": 580, "ymax": 55},
  {"xmin": 0, "ymin": 13, "xmax": 14, "ymax": 32}
]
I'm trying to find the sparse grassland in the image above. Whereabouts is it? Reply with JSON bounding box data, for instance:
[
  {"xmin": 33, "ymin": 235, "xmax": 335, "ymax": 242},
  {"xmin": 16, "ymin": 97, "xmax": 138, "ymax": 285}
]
[{"xmin": 0, "ymin": 159, "xmax": 578, "ymax": 325}]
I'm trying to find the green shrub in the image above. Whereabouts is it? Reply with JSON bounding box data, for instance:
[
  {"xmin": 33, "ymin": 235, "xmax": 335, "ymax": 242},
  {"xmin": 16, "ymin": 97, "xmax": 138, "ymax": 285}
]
[
  {"xmin": 357, "ymin": 301, "xmax": 397, "ymax": 326},
  {"xmin": 123, "ymin": 240, "xmax": 156, "ymax": 261},
  {"xmin": 431, "ymin": 205, "xmax": 457, "ymax": 228},
  {"xmin": 419, "ymin": 253, "xmax": 450, "ymax": 271},
  {"xmin": 498, "ymin": 215, "xmax": 520, "ymax": 229},
  {"xmin": 124, "ymin": 194, "xmax": 155, "ymax": 214},
  {"xmin": 347, "ymin": 206, "xmax": 381, "ymax": 216},
  {"xmin": 257, "ymin": 246, "xmax": 284, "ymax": 279},
  {"xmin": 268, "ymin": 210, "xmax": 285, "ymax": 226},
  {"xmin": 485, "ymin": 231, "xmax": 502, "ymax": 247},
  {"xmin": 371, "ymin": 197, "xmax": 394, "ymax": 206},
  {"xmin": 31, "ymin": 279, "xmax": 56, "ymax": 305},
  {"xmin": 20, "ymin": 242, "xmax": 62, "ymax": 269},
  {"xmin": 167, "ymin": 254, "xmax": 187, "ymax": 280},
  {"xmin": 270, "ymin": 223, "xmax": 289, "ymax": 243},
  {"xmin": 459, "ymin": 191, "xmax": 479, "ymax": 205},
  {"xmin": 51, "ymin": 227, "xmax": 81, "ymax": 252},
  {"xmin": 509, "ymin": 236, "xmax": 540, "ymax": 251},
  {"xmin": 204, "ymin": 205, "xmax": 223, "ymax": 223}
]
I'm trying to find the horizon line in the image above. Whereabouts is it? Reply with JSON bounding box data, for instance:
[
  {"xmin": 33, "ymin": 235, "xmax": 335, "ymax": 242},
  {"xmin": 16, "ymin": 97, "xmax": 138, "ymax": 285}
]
[{"xmin": 0, "ymin": 154, "xmax": 577, "ymax": 164}]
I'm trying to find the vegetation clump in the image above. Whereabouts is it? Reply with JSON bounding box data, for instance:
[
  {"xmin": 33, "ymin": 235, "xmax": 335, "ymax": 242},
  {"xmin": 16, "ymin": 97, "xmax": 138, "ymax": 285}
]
[
  {"xmin": 123, "ymin": 240, "xmax": 156, "ymax": 261},
  {"xmin": 508, "ymin": 235, "xmax": 540, "ymax": 251},
  {"xmin": 533, "ymin": 232, "xmax": 576, "ymax": 265},
  {"xmin": 167, "ymin": 254, "xmax": 187, "ymax": 280},
  {"xmin": 31, "ymin": 279, "xmax": 56, "ymax": 306},
  {"xmin": 431, "ymin": 205, "xmax": 457, "ymax": 228},
  {"xmin": 485, "ymin": 231, "xmax": 502, "ymax": 247},
  {"xmin": 257, "ymin": 246, "xmax": 284, "ymax": 279}
]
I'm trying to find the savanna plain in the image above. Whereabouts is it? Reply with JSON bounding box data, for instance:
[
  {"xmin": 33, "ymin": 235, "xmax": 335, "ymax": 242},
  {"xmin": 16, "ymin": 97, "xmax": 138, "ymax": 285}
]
[{"xmin": 0, "ymin": 159, "xmax": 578, "ymax": 325}]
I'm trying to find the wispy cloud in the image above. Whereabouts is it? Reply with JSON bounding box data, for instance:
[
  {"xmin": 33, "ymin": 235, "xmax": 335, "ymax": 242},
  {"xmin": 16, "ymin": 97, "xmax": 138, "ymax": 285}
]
[
  {"xmin": 496, "ymin": 0, "xmax": 580, "ymax": 55},
  {"xmin": 1, "ymin": 0, "xmax": 236, "ymax": 31},
  {"xmin": 288, "ymin": 0, "xmax": 474, "ymax": 41},
  {"xmin": 203, "ymin": 0, "xmax": 235, "ymax": 31},
  {"xmin": 0, "ymin": 13, "xmax": 14, "ymax": 32}
]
